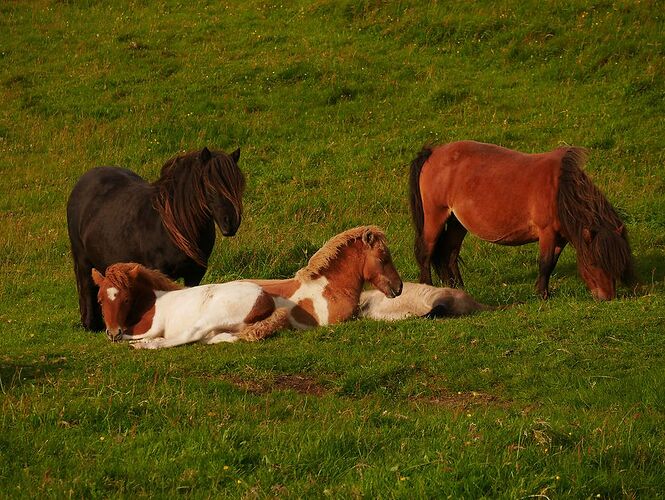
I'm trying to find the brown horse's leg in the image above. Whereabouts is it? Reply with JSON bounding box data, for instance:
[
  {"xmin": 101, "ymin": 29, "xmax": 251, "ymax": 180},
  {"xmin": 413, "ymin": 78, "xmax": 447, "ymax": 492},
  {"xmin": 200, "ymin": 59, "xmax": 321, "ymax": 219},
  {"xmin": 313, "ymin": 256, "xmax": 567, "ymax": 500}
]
[
  {"xmin": 441, "ymin": 216, "xmax": 468, "ymax": 288},
  {"xmin": 419, "ymin": 206, "xmax": 450, "ymax": 284},
  {"xmin": 536, "ymin": 231, "xmax": 566, "ymax": 299}
]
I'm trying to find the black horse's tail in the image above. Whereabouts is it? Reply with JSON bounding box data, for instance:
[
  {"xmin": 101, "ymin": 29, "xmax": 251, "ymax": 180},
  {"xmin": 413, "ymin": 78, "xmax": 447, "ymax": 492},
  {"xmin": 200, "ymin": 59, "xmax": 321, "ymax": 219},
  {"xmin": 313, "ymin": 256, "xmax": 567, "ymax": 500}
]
[{"xmin": 409, "ymin": 145, "xmax": 434, "ymax": 266}]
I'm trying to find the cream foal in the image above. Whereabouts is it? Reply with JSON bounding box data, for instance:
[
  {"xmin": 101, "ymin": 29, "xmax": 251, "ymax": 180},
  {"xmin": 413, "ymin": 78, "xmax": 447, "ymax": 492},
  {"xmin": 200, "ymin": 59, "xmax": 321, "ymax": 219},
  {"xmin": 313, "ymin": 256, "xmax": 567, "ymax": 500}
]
[{"xmin": 358, "ymin": 282, "xmax": 493, "ymax": 321}]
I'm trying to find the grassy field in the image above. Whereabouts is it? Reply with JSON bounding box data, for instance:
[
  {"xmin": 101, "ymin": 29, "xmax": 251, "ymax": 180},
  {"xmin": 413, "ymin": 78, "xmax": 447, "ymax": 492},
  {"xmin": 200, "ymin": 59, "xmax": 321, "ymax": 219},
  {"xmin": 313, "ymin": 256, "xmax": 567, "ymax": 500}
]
[{"xmin": 1, "ymin": 0, "xmax": 664, "ymax": 497}]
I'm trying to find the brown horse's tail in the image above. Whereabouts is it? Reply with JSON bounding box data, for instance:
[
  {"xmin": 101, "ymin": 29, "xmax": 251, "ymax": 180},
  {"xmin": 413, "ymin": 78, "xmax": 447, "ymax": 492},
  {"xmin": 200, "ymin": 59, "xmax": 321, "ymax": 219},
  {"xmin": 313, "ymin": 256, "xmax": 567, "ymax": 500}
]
[
  {"xmin": 557, "ymin": 148, "xmax": 635, "ymax": 284},
  {"xmin": 409, "ymin": 146, "xmax": 434, "ymax": 265}
]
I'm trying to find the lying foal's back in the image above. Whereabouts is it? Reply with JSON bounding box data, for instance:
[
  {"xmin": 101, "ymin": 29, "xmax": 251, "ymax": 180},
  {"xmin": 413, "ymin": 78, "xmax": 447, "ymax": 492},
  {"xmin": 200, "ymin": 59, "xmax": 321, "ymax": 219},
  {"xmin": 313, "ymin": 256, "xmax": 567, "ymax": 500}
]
[{"xmin": 154, "ymin": 282, "xmax": 268, "ymax": 334}]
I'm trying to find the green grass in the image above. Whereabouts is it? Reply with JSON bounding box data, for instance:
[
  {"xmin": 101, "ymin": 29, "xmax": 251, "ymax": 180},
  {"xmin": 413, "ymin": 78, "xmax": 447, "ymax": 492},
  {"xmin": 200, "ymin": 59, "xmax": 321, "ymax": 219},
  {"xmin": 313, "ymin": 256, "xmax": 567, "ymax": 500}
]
[{"xmin": 1, "ymin": 0, "xmax": 664, "ymax": 497}]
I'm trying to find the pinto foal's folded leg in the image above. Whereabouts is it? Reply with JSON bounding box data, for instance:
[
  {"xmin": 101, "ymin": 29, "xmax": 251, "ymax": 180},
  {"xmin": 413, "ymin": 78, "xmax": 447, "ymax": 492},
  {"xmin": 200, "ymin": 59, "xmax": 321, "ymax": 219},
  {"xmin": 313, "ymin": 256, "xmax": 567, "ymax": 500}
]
[
  {"xmin": 203, "ymin": 332, "xmax": 240, "ymax": 344},
  {"xmin": 236, "ymin": 308, "xmax": 291, "ymax": 342},
  {"xmin": 131, "ymin": 338, "xmax": 166, "ymax": 350},
  {"xmin": 144, "ymin": 324, "xmax": 218, "ymax": 348},
  {"xmin": 120, "ymin": 328, "xmax": 163, "ymax": 342}
]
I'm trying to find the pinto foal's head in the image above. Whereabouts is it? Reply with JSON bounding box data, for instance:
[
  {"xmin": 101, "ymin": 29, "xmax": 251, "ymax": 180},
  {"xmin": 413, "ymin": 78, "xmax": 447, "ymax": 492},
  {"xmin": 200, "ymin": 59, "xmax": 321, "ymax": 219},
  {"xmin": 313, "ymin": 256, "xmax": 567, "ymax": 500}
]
[
  {"xmin": 92, "ymin": 263, "xmax": 181, "ymax": 341},
  {"xmin": 296, "ymin": 226, "xmax": 403, "ymax": 299},
  {"xmin": 358, "ymin": 228, "xmax": 403, "ymax": 298}
]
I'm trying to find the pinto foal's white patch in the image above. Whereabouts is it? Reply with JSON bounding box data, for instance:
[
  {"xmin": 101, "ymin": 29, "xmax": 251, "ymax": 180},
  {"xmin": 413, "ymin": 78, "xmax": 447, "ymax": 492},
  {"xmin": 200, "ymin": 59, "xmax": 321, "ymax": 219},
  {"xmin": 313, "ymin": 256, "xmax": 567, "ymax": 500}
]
[
  {"xmin": 106, "ymin": 287, "xmax": 119, "ymax": 301},
  {"xmin": 275, "ymin": 275, "xmax": 330, "ymax": 328}
]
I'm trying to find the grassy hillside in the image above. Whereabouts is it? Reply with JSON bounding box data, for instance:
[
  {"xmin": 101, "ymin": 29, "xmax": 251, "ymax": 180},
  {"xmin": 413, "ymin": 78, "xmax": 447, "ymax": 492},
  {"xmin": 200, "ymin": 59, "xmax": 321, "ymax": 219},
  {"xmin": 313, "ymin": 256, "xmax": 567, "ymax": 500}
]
[{"xmin": 1, "ymin": 0, "xmax": 664, "ymax": 497}]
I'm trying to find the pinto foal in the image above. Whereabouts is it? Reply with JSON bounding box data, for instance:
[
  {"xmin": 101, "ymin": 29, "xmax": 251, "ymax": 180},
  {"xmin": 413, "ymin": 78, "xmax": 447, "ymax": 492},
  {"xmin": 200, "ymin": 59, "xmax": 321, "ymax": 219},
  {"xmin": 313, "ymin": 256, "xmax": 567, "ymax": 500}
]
[
  {"xmin": 92, "ymin": 263, "xmax": 289, "ymax": 349},
  {"xmin": 247, "ymin": 226, "xmax": 403, "ymax": 329}
]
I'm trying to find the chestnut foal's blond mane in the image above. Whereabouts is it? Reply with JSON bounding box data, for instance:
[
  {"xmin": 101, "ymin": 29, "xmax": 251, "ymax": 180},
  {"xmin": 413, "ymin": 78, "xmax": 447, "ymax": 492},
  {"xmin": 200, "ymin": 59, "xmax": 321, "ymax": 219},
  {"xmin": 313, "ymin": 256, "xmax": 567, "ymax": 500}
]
[
  {"xmin": 104, "ymin": 263, "xmax": 184, "ymax": 291},
  {"xmin": 295, "ymin": 225, "xmax": 386, "ymax": 281}
]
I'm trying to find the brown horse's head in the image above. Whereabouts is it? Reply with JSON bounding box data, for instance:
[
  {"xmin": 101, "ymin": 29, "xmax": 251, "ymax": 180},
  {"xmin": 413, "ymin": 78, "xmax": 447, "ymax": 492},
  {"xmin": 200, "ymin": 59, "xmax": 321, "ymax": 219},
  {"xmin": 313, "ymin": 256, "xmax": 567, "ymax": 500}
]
[
  {"xmin": 359, "ymin": 228, "xmax": 403, "ymax": 298},
  {"xmin": 558, "ymin": 150, "xmax": 635, "ymax": 301},
  {"xmin": 577, "ymin": 224, "xmax": 634, "ymax": 301}
]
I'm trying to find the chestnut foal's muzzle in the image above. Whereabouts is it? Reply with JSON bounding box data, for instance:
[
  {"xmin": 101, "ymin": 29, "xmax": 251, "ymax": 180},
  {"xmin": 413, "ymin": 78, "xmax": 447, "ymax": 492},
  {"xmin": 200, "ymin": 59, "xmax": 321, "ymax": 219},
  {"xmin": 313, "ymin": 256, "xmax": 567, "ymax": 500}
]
[{"xmin": 106, "ymin": 328, "xmax": 123, "ymax": 342}]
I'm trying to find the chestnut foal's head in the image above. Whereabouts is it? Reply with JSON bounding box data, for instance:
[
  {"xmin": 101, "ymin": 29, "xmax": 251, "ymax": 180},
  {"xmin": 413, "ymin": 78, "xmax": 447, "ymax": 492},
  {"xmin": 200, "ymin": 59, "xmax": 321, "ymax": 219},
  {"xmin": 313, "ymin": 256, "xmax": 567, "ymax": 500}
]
[{"xmin": 92, "ymin": 264, "xmax": 144, "ymax": 341}]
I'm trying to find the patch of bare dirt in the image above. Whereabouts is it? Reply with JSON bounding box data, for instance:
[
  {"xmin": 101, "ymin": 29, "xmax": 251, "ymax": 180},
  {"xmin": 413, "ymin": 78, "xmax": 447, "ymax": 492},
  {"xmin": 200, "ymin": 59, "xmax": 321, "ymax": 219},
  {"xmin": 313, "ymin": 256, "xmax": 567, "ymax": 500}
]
[
  {"xmin": 228, "ymin": 374, "xmax": 328, "ymax": 396},
  {"xmin": 410, "ymin": 390, "xmax": 510, "ymax": 410}
]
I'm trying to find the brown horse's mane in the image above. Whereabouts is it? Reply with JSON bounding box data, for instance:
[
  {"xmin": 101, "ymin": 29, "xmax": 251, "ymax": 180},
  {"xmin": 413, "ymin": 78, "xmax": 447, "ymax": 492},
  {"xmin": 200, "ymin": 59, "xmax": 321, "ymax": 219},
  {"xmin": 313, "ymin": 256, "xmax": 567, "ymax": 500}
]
[
  {"xmin": 152, "ymin": 148, "xmax": 245, "ymax": 266},
  {"xmin": 104, "ymin": 263, "xmax": 184, "ymax": 292},
  {"xmin": 557, "ymin": 148, "xmax": 634, "ymax": 283},
  {"xmin": 295, "ymin": 225, "xmax": 386, "ymax": 281}
]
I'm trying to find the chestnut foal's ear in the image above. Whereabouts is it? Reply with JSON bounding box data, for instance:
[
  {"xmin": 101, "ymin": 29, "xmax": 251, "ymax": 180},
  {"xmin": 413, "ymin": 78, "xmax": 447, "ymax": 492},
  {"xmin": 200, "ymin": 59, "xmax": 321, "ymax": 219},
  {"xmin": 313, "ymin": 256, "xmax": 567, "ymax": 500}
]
[
  {"xmin": 616, "ymin": 224, "xmax": 625, "ymax": 236},
  {"xmin": 91, "ymin": 268, "xmax": 104, "ymax": 286},
  {"xmin": 230, "ymin": 147, "xmax": 240, "ymax": 164},
  {"xmin": 582, "ymin": 227, "xmax": 594, "ymax": 244},
  {"xmin": 362, "ymin": 229, "xmax": 375, "ymax": 247},
  {"xmin": 199, "ymin": 147, "xmax": 212, "ymax": 163}
]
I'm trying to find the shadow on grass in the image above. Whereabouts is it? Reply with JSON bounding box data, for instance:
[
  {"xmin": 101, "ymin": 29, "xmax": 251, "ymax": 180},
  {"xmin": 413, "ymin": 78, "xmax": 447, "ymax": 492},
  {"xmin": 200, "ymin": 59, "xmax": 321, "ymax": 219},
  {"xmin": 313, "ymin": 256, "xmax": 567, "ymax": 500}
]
[
  {"xmin": 636, "ymin": 249, "xmax": 665, "ymax": 288},
  {"xmin": 0, "ymin": 354, "xmax": 68, "ymax": 391}
]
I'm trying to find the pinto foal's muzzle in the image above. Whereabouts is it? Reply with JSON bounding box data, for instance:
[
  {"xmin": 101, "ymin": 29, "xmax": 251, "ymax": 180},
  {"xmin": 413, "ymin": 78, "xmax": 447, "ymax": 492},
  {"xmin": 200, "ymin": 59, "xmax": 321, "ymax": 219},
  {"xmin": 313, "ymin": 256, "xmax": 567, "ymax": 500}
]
[{"xmin": 390, "ymin": 281, "xmax": 403, "ymax": 298}]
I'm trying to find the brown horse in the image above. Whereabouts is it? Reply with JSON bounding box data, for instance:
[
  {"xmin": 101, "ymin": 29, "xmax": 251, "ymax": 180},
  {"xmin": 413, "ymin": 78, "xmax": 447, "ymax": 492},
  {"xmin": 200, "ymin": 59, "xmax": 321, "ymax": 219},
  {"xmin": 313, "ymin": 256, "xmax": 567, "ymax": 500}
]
[
  {"xmin": 92, "ymin": 263, "xmax": 289, "ymax": 348},
  {"xmin": 247, "ymin": 226, "xmax": 403, "ymax": 328},
  {"xmin": 409, "ymin": 141, "xmax": 634, "ymax": 300}
]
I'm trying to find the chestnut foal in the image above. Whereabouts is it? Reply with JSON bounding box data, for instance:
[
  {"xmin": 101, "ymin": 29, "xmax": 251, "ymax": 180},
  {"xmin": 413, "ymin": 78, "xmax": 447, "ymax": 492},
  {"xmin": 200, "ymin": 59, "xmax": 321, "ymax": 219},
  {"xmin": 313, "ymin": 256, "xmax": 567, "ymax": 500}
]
[{"xmin": 92, "ymin": 263, "xmax": 288, "ymax": 349}]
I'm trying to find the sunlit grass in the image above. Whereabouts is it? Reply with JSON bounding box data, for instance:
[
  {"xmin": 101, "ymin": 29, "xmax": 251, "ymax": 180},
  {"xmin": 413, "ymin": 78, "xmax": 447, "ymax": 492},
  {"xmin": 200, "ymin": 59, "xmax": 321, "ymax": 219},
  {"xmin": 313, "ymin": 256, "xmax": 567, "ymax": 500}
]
[{"xmin": 1, "ymin": 0, "xmax": 664, "ymax": 497}]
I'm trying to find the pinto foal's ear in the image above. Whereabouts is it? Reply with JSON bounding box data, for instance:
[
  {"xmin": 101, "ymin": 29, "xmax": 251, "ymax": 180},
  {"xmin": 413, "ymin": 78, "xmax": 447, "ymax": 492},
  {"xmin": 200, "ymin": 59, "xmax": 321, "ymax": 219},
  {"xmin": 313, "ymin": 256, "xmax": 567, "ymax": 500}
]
[
  {"xmin": 362, "ymin": 229, "xmax": 376, "ymax": 247},
  {"xmin": 91, "ymin": 268, "xmax": 104, "ymax": 286},
  {"xmin": 230, "ymin": 147, "xmax": 240, "ymax": 164},
  {"xmin": 199, "ymin": 147, "xmax": 212, "ymax": 163}
]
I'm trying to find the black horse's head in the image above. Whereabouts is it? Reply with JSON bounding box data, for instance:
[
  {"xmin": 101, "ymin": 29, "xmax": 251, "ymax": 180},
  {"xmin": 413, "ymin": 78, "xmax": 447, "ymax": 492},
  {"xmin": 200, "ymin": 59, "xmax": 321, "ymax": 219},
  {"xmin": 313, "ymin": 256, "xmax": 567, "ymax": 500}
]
[
  {"xmin": 155, "ymin": 146, "xmax": 246, "ymax": 266},
  {"xmin": 199, "ymin": 146, "xmax": 245, "ymax": 237}
]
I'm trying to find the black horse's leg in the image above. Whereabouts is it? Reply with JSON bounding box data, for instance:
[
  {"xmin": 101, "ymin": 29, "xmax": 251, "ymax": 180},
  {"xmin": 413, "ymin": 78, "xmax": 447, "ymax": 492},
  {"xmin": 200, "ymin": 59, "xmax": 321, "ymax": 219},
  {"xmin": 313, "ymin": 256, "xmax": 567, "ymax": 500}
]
[
  {"xmin": 437, "ymin": 215, "xmax": 467, "ymax": 288},
  {"xmin": 536, "ymin": 230, "xmax": 565, "ymax": 299},
  {"xmin": 417, "ymin": 206, "xmax": 450, "ymax": 285},
  {"xmin": 182, "ymin": 265, "xmax": 207, "ymax": 287},
  {"xmin": 74, "ymin": 258, "xmax": 104, "ymax": 331}
]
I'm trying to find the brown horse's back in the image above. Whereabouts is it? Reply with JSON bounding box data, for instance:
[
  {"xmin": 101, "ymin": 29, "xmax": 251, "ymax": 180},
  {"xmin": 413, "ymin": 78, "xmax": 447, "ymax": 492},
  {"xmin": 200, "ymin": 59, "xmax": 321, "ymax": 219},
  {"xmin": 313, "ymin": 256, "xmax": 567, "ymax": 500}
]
[{"xmin": 420, "ymin": 141, "xmax": 566, "ymax": 245}]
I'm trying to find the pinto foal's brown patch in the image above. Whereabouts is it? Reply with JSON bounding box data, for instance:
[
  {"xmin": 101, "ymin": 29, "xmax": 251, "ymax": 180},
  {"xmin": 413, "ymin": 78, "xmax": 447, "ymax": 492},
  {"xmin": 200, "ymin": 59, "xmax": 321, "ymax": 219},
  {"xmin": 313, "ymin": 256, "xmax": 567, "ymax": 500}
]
[
  {"xmin": 243, "ymin": 292, "xmax": 274, "ymax": 324},
  {"xmin": 291, "ymin": 299, "xmax": 318, "ymax": 327}
]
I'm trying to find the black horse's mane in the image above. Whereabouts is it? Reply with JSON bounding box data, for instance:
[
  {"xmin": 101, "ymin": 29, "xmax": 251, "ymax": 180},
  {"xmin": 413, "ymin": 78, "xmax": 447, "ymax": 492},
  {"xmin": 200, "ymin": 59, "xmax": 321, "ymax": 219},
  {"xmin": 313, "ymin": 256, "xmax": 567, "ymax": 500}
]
[{"xmin": 152, "ymin": 148, "xmax": 245, "ymax": 265}]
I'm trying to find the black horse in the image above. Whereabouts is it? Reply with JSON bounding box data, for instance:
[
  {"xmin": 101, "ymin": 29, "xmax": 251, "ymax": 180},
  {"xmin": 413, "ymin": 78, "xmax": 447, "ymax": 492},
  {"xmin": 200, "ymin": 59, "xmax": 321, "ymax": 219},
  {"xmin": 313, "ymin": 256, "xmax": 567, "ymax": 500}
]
[{"xmin": 67, "ymin": 147, "xmax": 245, "ymax": 331}]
